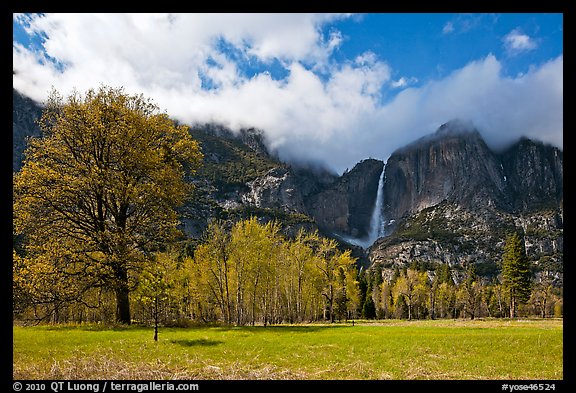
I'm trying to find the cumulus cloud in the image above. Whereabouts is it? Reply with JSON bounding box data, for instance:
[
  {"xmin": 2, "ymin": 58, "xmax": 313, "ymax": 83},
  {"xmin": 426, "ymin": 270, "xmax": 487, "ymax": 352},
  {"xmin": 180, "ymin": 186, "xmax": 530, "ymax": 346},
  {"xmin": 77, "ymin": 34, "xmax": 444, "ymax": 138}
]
[
  {"xmin": 503, "ymin": 28, "xmax": 538, "ymax": 55},
  {"xmin": 274, "ymin": 53, "xmax": 562, "ymax": 173},
  {"xmin": 13, "ymin": 13, "xmax": 349, "ymax": 99},
  {"xmin": 13, "ymin": 13, "xmax": 562, "ymax": 175},
  {"xmin": 375, "ymin": 54, "xmax": 563, "ymax": 154}
]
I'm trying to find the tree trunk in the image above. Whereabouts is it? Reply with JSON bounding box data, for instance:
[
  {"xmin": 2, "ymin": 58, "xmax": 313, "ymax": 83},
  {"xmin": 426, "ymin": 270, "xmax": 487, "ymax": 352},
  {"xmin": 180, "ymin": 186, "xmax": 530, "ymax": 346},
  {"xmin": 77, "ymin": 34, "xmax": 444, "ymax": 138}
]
[
  {"xmin": 510, "ymin": 295, "xmax": 516, "ymax": 319},
  {"xmin": 115, "ymin": 286, "xmax": 131, "ymax": 324},
  {"xmin": 497, "ymin": 291, "xmax": 504, "ymax": 317},
  {"xmin": 468, "ymin": 301, "xmax": 475, "ymax": 320},
  {"xmin": 114, "ymin": 265, "xmax": 131, "ymax": 324},
  {"xmin": 329, "ymin": 285, "xmax": 335, "ymax": 323},
  {"xmin": 154, "ymin": 296, "xmax": 159, "ymax": 341},
  {"xmin": 297, "ymin": 271, "xmax": 303, "ymax": 322}
]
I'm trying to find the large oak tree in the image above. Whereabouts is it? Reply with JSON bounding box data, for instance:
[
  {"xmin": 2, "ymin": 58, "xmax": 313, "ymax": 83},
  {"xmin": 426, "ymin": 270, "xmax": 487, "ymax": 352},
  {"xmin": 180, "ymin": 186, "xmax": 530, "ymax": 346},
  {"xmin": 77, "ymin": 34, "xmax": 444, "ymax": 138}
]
[{"xmin": 13, "ymin": 86, "xmax": 202, "ymax": 324}]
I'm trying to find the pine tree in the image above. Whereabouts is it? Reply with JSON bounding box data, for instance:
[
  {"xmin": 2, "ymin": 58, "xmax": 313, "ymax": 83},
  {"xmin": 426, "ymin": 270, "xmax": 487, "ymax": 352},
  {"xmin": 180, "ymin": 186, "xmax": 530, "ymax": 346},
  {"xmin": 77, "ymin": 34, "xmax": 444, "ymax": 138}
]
[
  {"xmin": 362, "ymin": 294, "xmax": 376, "ymax": 319},
  {"xmin": 459, "ymin": 263, "xmax": 482, "ymax": 320},
  {"xmin": 501, "ymin": 233, "xmax": 532, "ymax": 318}
]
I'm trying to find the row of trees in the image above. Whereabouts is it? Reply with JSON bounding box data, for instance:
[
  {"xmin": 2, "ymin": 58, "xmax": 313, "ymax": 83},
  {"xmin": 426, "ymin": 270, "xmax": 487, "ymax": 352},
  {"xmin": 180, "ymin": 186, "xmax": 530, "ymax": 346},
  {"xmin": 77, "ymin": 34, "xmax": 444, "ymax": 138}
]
[
  {"xmin": 134, "ymin": 227, "xmax": 563, "ymax": 325},
  {"xmin": 358, "ymin": 255, "xmax": 561, "ymax": 321},
  {"xmin": 14, "ymin": 216, "xmax": 561, "ymax": 326},
  {"xmin": 11, "ymin": 86, "xmax": 360, "ymax": 326},
  {"xmin": 14, "ymin": 217, "xmax": 361, "ymax": 326},
  {"xmin": 135, "ymin": 218, "xmax": 359, "ymax": 327}
]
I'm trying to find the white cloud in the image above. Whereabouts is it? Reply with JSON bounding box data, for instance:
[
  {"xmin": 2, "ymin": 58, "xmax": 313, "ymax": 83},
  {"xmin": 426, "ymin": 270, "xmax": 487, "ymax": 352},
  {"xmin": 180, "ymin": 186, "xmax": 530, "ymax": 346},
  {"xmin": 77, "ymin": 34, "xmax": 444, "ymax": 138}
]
[
  {"xmin": 503, "ymin": 28, "xmax": 537, "ymax": 54},
  {"xmin": 390, "ymin": 76, "xmax": 418, "ymax": 89},
  {"xmin": 13, "ymin": 13, "xmax": 350, "ymax": 100},
  {"xmin": 442, "ymin": 21, "xmax": 454, "ymax": 35},
  {"xmin": 441, "ymin": 14, "xmax": 498, "ymax": 36},
  {"xmin": 326, "ymin": 29, "xmax": 343, "ymax": 52},
  {"xmin": 273, "ymin": 54, "xmax": 562, "ymax": 173},
  {"xmin": 13, "ymin": 14, "xmax": 562, "ymax": 175}
]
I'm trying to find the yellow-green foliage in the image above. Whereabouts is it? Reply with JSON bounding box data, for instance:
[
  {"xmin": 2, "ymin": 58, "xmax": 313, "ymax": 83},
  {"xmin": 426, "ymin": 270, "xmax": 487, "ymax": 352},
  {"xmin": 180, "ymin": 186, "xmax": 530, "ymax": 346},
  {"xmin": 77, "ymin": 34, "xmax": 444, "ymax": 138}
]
[
  {"xmin": 124, "ymin": 218, "xmax": 360, "ymax": 327},
  {"xmin": 13, "ymin": 86, "xmax": 203, "ymax": 323},
  {"xmin": 188, "ymin": 218, "xmax": 359, "ymax": 325}
]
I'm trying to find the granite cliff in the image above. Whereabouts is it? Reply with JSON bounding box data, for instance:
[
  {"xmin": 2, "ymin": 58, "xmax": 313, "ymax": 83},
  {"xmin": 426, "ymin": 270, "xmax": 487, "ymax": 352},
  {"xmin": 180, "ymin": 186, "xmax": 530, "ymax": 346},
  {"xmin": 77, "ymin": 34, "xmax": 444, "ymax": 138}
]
[{"xmin": 370, "ymin": 119, "xmax": 563, "ymax": 283}]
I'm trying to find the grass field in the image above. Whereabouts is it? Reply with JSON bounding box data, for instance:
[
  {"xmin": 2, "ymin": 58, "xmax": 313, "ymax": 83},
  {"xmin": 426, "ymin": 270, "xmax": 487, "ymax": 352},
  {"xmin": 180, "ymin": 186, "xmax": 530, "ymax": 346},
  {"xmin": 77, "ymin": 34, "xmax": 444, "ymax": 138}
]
[{"xmin": 13, "ymin": 319, "xmax": 562, "ymax": 380}]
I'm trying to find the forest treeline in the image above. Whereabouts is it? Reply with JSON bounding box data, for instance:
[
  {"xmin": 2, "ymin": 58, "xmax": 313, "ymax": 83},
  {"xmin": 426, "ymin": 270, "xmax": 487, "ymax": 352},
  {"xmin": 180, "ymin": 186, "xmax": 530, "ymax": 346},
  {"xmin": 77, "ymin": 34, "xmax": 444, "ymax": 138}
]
[{"xmin": 14, "ymin": 218, "xmax": 562, "ymax": 325}]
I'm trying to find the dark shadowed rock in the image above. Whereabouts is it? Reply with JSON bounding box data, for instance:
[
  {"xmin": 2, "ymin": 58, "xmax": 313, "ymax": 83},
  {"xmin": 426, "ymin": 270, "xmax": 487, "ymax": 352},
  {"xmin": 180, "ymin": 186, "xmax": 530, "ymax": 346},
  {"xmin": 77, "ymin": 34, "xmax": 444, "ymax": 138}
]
[
  {"xmin": 305, "ymin": 159, "xmax": 384, "ymax": 239},
  {"xmin": 13, "ymin": 89, "xmax": 43, "ymax": 171},
  {"xmin": 499, "ymin": 137, "xmax": 563, "ymax": 212}
]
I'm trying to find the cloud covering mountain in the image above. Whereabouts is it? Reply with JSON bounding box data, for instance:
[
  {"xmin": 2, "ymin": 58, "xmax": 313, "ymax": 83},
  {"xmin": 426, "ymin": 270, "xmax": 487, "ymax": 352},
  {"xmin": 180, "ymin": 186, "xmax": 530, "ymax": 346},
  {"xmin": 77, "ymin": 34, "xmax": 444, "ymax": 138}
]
[{"xmin": 13, "ymin": 13, "xmax": 562, "ymax": 174}]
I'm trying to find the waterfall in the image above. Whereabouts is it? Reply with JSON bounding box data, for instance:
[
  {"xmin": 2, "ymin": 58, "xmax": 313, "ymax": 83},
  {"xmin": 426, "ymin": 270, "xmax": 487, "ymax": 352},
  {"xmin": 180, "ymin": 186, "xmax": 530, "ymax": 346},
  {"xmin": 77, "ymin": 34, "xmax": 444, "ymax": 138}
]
[
  {"xmin": 368, "ymin": 165, "xmax": 386, "ymax": 242},
  {"xmin": 339, "ymin": 164, "xmax": 386, "ymax": 249}
]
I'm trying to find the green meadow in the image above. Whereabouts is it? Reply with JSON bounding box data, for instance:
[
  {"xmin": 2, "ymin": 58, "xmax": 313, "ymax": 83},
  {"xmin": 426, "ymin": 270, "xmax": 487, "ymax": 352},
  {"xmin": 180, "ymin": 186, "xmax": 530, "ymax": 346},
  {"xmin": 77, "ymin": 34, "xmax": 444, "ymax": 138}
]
[{"xmin": 13, "ymin": 319, "xmax": 562, "ymax": 380}]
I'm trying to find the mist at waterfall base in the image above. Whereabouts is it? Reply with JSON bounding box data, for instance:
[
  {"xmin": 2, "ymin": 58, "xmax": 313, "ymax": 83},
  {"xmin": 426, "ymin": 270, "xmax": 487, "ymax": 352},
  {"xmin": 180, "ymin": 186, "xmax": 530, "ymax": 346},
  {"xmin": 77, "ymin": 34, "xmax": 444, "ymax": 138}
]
[{"xmin": 339, "ymin": 166, "xmax": 386, "ymax": 249}]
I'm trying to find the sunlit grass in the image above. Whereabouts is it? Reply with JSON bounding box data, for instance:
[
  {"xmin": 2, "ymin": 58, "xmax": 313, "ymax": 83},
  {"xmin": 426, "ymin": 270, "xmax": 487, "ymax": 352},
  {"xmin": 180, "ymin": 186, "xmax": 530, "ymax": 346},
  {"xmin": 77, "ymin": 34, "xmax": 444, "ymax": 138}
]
[{"xmin": 13, "ymin": 318, "xmax": 562, "ymax": 380}]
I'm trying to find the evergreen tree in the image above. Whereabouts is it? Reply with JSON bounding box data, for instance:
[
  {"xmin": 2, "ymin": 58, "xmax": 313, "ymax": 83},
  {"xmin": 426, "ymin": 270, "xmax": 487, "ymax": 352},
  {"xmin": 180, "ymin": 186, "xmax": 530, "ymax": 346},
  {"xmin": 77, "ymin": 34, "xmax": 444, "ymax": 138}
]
[
  {"xmin": 436, "ymin": 263, "xmax": 453, "ymax": 285},
  {"xmin": 362, "ymin": 293, "xmax": 376, "ymax": 319},
  {"xmin": 459, "ymin": 263, "xmax": 482, "ymax": 320},
  {"xmin": 501, "ymin": 233, "xmax": 532, "ymax": 318},
  {"xmin": 357, "ymin": 269, "xmax": 369, "ymax": 317}
]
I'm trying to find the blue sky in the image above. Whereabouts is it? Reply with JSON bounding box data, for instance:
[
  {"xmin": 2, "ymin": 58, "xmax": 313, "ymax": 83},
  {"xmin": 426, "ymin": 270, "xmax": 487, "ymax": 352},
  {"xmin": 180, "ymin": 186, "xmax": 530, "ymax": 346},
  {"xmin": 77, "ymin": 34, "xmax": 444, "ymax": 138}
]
[
  {"xmin": 13, "ymin": 13, "xmax": 563, "ymax": 174},
  {"xmin": 342, "ymin": 14, "xmax": 560, "ymax": 80}
]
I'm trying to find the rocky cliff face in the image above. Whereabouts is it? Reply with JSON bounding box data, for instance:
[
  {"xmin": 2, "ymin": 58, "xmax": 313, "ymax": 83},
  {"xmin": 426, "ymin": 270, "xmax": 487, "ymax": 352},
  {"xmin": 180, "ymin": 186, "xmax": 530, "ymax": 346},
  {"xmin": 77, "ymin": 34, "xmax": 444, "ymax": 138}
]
[
  {"xmin": 499, "ymin": 137, "xmax": 563, "ymax": 212},
  {"xmin": 381, "ymin": 120, "xmax": 563, "ymax": 228},
  {"xmin": 179, "ymin": 123, "xmax": 385, "ymax": 240},
  {"xmin": 228, "ymin": 157, "xmax": 386, "ymax": 240},
  {"xmin": 13, "ymin": 89, "xmax": 43, "ymax": 171},
  {"xmin": 305, "ymin": 159, "xmax": 384, "ymax": 239},
  {"xmin": 369, "ymin": 202, "xmax": 563, "ymax": 284},
  {"xmin": 382, "ymin": 119, "xmax": 511, "ymax": 229},
  {"xmin": 371, "ymin": 120, "xmax": 563, "ymax": 283},
  {"xmin": 242, "ymin": 167, "xmax": 308, "ymax": 213},
  {"xmin": 173, "ymin": 125, "xmax": 388, "ymax": 240}
]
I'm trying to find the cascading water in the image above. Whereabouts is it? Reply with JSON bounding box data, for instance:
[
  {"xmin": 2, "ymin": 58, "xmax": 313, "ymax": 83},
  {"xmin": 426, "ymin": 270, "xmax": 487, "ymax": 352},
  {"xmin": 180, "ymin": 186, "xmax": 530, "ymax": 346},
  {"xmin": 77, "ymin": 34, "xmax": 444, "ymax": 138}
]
[
  {"xmin": 340, "ymin": 164, "xmax": 386, "ymax": 249},
  {"xmin": 368, "ymin": 166, "xmax": 386, "ymax": 243}
]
